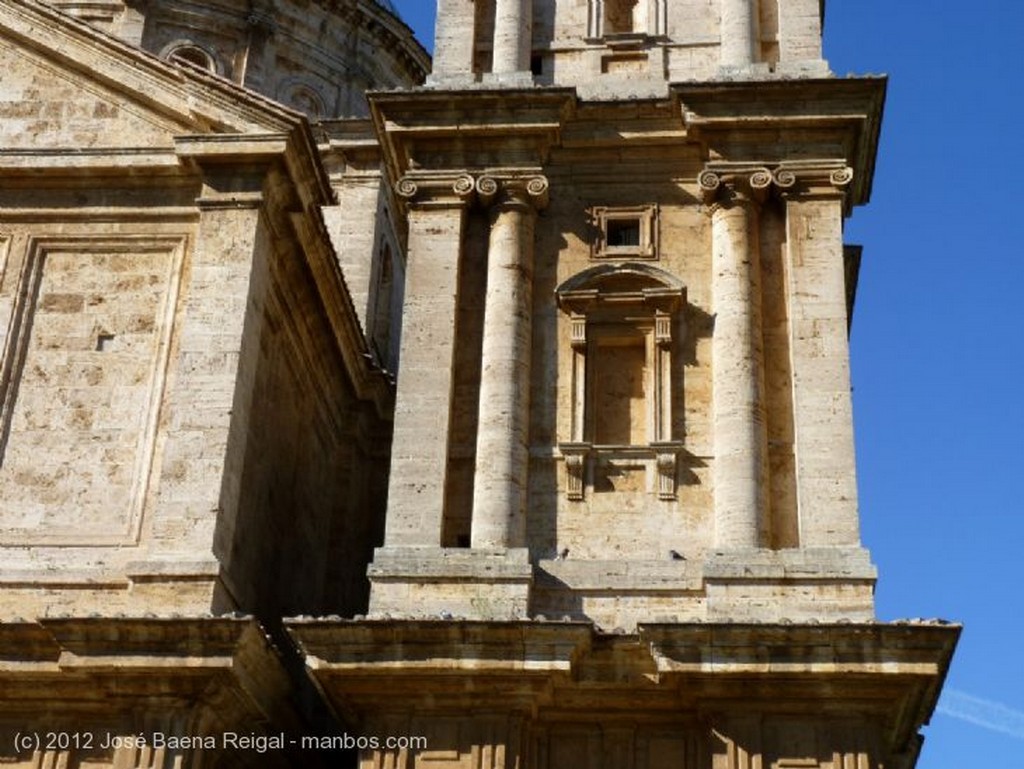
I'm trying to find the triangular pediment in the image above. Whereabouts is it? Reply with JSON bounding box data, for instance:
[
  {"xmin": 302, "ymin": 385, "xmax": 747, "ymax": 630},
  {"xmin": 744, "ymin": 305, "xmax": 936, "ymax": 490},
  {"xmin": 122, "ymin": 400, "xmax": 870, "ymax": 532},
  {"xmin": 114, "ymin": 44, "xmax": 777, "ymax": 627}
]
[{"xmin": 0, "ymin": 0, "xmax": 304, "ymax": 153}]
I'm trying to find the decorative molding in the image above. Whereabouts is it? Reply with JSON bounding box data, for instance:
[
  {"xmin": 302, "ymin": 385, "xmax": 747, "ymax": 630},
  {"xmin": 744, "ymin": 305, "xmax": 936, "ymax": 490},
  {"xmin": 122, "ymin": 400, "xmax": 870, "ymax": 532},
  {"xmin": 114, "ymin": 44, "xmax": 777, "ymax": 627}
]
[
  {"xmin": 700, "ymin": 160, "xmax": 855, "ymax": 205},
  {"xmin": 570, "ymin": 315, "xmax": 587, "ymax": 351},
  {"xmin": 394, "ymin": 172, "xmax": 477, "ymax": 208},
  {"xmin": 698, "ymin": 165, "xmax": 772, "ymax": 206},
  {"xmin": 393, "ymin": 171, "xmax": 477, "ymax": 205},
  {"xmin": 651, "ymin": 442, "xmax": 684, "ymax": 501},
  {"xmin": 394, "ymin": 171, "xmax": 550, "ymax": 211},
  {"xmin": 589, "ymin": 204, "xmax": 659, "ymax": 260},
  {"xmin": 476, "ymin": 173, "xmax": 550, "ymax": 210},
  {"xmin": 560, "ymin": 443, "xmax": 591, "ymax": 501}
]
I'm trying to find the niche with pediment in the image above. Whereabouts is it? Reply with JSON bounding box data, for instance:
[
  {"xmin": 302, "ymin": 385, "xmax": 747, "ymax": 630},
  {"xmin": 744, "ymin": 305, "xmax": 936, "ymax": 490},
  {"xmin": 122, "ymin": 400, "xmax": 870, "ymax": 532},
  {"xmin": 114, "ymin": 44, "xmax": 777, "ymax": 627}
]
[{"xmin": 556, "ymin": 263, "xmax": 685, "ymax": 501}]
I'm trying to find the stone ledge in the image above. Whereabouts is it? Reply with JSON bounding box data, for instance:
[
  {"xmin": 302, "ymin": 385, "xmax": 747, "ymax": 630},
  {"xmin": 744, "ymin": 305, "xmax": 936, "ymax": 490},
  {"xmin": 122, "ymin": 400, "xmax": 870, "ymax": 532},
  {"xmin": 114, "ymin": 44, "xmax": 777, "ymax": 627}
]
[
  {"xmin": 702, "ymin": 547, "xmax": 877, "ymax": 581},
  {"xmin": 535, "ymin": 559, "xmax": 701, "ymax": 592},
  {"xmin": 368, "ymin": 547, "xmax": 533, "ymax": 582},
  {"xmin": 124, "ymin": 558, "xmax": 221, "ymax": 581}
]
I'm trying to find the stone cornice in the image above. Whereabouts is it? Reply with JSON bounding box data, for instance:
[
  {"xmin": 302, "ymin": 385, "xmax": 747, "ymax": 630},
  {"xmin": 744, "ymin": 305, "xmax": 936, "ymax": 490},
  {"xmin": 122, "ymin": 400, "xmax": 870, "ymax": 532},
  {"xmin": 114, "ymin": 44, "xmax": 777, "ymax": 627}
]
[
  {"xmin": 174, "ymin": 133, "xmax": 393, "ymax": 418},
  {"xmin": 175, "ymin": 132, "xmax": 335, "ymax": 211},
  {"xmin": 369, "ymin": 88, "xmax": 576, "ymax": 188},
  {"xmin": 287, "ymin": 617, "xmax": 959, "ymax": 753},
  {"xmin": 673, "ymin": 77, "xmax": 885, "ymax": 208}
]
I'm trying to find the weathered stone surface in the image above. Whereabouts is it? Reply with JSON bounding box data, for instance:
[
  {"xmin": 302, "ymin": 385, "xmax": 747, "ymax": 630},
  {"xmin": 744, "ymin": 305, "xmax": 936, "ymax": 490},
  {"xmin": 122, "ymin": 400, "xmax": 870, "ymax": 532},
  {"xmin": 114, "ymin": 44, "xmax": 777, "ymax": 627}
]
[{"xmin": 0, "ymin": 0, "xmax": 954, "ymax": 766}]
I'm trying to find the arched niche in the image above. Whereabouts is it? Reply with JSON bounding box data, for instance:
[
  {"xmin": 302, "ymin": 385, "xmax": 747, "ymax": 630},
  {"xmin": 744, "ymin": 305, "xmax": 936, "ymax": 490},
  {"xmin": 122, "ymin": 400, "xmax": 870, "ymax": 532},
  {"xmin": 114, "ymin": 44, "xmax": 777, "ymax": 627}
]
[{"xmin": 555, "ymin": 263, "xmax": 685, "ymax": 501}]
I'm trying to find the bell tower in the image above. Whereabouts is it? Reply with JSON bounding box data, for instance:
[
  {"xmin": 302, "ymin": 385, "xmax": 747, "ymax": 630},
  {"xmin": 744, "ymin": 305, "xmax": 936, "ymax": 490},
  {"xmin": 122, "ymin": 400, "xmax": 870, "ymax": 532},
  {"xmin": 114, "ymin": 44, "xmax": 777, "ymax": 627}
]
[{"xmin": 289, "ymin": 1, "xmax": 959, "ymax": 768}]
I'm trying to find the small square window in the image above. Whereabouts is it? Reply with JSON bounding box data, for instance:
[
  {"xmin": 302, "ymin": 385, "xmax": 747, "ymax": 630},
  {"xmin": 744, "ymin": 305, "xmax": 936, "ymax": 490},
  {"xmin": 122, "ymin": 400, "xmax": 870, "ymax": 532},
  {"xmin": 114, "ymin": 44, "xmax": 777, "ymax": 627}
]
[
  {"xmin": 606, "ymin": 219, "xmax": 641, "ymax": 247},
  {"xmin": 591, "ymin": 205, "xmax": 658, "ymax": 259}
]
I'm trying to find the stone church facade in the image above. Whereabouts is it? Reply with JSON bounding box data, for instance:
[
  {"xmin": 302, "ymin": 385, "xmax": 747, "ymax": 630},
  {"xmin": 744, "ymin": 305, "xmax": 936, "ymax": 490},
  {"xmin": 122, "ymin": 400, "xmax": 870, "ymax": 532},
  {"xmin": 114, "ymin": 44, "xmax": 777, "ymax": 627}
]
[{"xmin": 0, "ymin": 1, "xmax": 956, "ymax": 768}]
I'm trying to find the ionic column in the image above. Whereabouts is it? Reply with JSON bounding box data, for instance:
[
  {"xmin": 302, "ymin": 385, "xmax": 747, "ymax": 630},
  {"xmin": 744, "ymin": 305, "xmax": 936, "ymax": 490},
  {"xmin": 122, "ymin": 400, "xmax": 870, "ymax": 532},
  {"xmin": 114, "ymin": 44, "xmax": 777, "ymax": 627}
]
[
  {"xmin": 470, "ymin": 175, "xmax": 549, "ymax": 549},
  {"xmin": 720, "ymin": 0, "xmax": 758, "ymax": 69},
  {"xmin": 383, "ymin": 174, "xmax": 475, "ymax": 547},
  {"xmin": 701, "ymin": 167, "xmax": 771, "ymax": 549},
  {"xmin": 492, "ymin": 0, "xmax": 533, "ymax": 76},
  {"xmin": 775, "ymin": 164, "xmax": 861, "ymax": 547}
]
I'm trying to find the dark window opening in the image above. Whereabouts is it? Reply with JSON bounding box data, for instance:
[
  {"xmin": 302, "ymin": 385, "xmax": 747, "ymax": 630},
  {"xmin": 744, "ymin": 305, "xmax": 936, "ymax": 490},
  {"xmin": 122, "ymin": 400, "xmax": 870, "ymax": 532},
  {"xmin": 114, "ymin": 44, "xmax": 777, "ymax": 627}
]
[
  {"xmin": 168, "ymin": 45, "xmax": 215, "ymax": 72},
  {"xmin": 607, "ymin": 219, "xmax": 642, "ymax": 247}
]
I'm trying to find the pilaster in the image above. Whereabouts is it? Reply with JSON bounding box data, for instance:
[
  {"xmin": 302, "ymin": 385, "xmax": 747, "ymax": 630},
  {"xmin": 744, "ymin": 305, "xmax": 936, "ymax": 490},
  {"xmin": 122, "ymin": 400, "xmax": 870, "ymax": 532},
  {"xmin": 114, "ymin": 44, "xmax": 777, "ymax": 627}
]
[
  {"xmin": 382, "ymin": 172, "xmax": 475, "ymax": 548},
  {"xmin": 150, "ymin": 139, "xmax": 282, "ymax": 591},
  {"xmin": 428, "ymin": 0, "xmax": 478, "ymax": 85},
  {"xmin": 774, "ymin": 161, "xmax": 861, "ymax": 548},
  {"xmin": 720, "ymin": 0, "xmax": 759, "ymax": 70}
]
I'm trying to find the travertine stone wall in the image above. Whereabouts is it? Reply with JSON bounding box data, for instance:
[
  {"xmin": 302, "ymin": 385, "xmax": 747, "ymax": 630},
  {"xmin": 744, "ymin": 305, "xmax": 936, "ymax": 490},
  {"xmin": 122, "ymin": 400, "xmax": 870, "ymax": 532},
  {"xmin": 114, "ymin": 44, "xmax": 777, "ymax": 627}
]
[
  {"xmin": 528, "ymin": 144, "xmax": 715, "ymax": 566},
  {"xmin": 0, "ymin": 240, "xmax": 181, "ymax": 545},
  {"xmin": 366, "ymin": 81, "xmax": 881, "ymax": 628},
  {"xmin": 0, "ymin": 2, "xmax": 394, "ymax": 621}
]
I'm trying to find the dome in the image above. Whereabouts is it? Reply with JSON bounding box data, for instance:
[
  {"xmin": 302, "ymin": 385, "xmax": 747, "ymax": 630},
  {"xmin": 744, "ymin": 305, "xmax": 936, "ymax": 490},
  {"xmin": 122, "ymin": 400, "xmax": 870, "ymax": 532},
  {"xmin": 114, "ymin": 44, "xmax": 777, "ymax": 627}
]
[{"xmin": 44, "ymin": 0, "xmax": 430, "ymax": 119}]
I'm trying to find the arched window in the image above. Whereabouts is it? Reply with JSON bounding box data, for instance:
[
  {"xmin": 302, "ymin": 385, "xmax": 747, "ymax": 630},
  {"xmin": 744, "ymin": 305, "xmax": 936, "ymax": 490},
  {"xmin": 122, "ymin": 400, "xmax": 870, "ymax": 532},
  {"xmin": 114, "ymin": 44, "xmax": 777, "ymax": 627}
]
[
  {"xmin": 165, "ymin": 44, "xmax": 217, "ymax": 73},
  {"xmin": 556, "ymin": 263, "xmax": 685, "ymax": 500}
]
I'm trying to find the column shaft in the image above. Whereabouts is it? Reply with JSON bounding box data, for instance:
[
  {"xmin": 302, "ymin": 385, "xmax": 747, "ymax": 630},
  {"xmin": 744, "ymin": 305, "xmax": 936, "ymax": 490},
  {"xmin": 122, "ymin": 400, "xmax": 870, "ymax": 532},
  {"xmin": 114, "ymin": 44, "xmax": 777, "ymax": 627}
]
[
  {"xmin": 712, "ymin": 197, "xmax": 768, "ymax": 548},
  {"xmin": 492, "ymin": 0, "xmax": 532, "ymax": 75},
  {"xmin": 720, "ymin": 0, "xmax": 758, "ymax": 68},
  {"xmin": 470, "ymin": 199, "xmax": 536, "ymax": 549},
  {"xmin": 384, "ymin": 199, "xmax": 467, "ymax": 547}
]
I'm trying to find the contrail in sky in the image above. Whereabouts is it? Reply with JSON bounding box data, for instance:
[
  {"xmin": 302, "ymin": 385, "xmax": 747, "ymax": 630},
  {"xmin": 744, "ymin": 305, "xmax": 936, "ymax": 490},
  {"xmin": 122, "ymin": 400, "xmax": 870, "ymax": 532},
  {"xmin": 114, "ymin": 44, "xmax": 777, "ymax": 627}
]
[{"xmin": 937, "ymin": 689, "xmax": 1024, "ymax": 740}]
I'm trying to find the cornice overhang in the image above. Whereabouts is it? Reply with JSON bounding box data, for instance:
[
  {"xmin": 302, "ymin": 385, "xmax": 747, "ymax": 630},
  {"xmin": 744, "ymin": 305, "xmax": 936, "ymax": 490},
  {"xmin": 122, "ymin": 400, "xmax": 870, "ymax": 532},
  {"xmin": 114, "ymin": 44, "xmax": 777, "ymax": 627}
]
[
  {"xmin": 671, "ymin": 76, "xmax": 887, "ymax": 207},
  {"xmin": 0, "ymin": 617, "xmax": 292, "ymax": 709},
  {"xmin": 288, "ymin": 618, "xmax": 958, "ymax": 762},
  {"xmin": 368, "ymin": 87, "xmax": 577, "ymax": 185}
]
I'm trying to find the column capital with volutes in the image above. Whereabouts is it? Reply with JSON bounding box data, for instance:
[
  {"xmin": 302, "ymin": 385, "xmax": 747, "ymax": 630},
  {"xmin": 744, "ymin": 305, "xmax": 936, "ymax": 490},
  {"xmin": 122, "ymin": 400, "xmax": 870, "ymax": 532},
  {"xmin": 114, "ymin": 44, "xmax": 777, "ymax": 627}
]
[
  {"xmin": 699, "ymin": 160, "xmax": 855, "ymax": 209},
  {"xmin": 476, "ymin": 172, "xmax": 550, "ymax": 211},
  {"xmin": 698, "ymin": 164, "xmax": 774, "ymax": 209},
  {"xmin": 770, "ymin": 159, "xmax": 855, "ymax": 200},
  {"xmin": 394, "ymin": 171, "xmax": 477, "ymax": 209}
]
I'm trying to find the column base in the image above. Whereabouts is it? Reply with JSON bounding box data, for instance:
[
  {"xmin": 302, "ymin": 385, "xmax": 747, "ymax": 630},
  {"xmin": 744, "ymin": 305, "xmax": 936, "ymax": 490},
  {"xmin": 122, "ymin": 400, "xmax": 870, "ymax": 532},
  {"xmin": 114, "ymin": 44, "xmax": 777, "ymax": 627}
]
[
  {"xmin": 703, "ymin": 547, "xmax": 877, "ymax": 622},
  {"xmin": 480, "ymin": 71, "xmax": 535, "ymax": 88},
  {"xmin": 367, "ymin": 547, "xmax": 533, "ymax": 620}
]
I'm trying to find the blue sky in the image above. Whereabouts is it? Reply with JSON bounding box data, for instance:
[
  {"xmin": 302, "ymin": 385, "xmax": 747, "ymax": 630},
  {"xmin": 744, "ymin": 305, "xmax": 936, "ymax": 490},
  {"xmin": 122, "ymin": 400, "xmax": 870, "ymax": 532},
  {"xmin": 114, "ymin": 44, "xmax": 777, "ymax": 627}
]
[{"xmin": 390, "ymin": 2, "xmax": 1024, "ymax": 766}]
